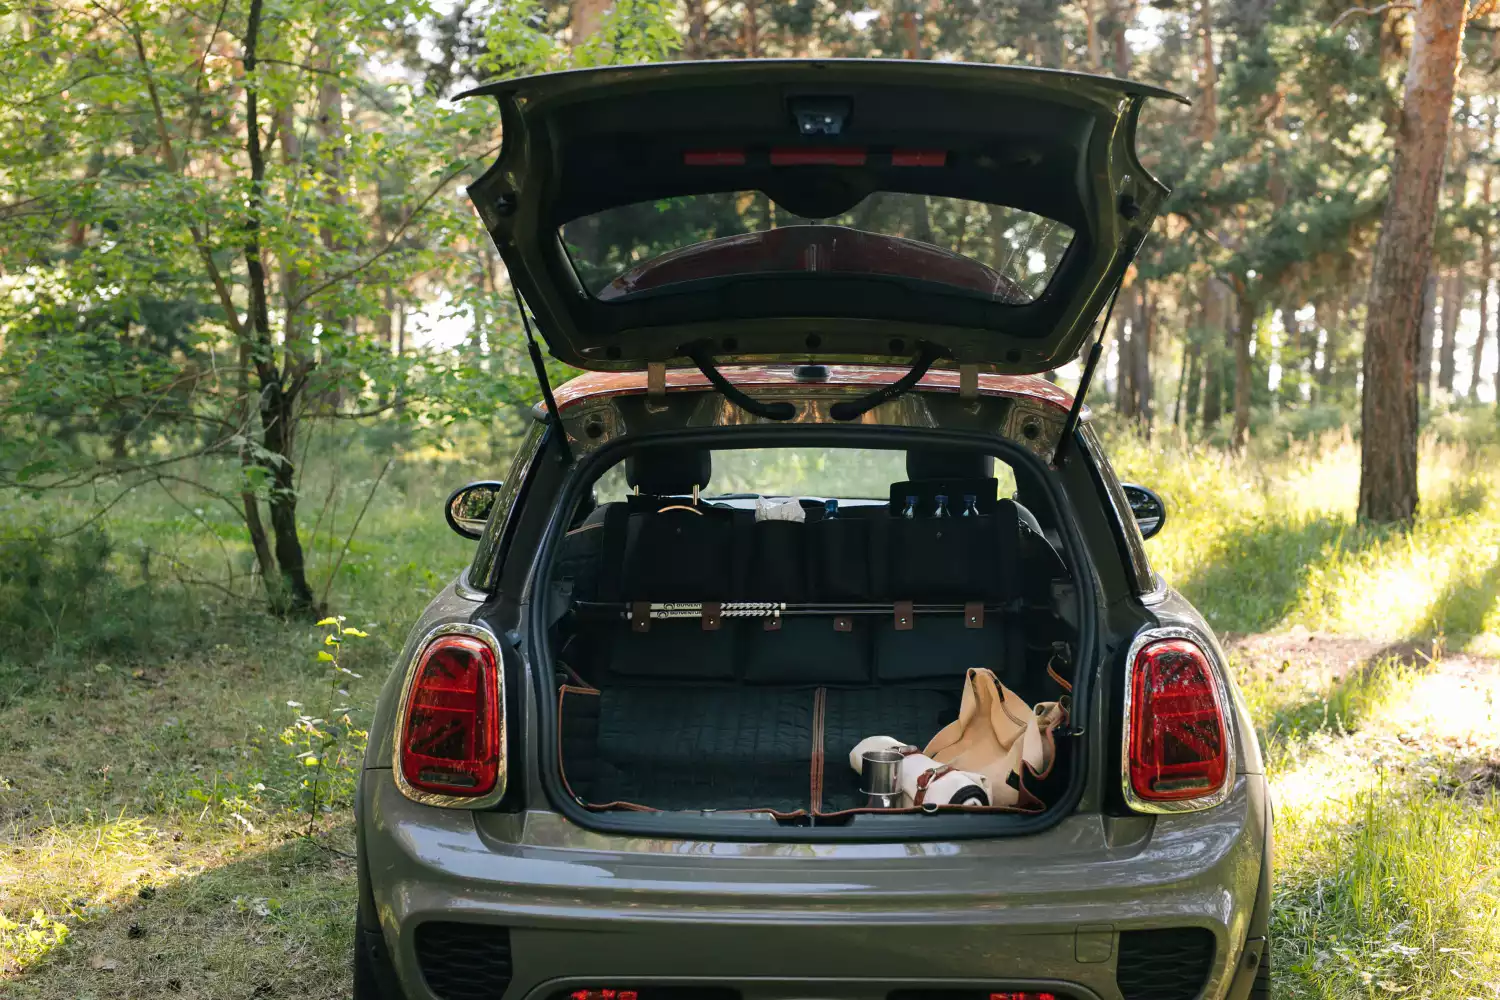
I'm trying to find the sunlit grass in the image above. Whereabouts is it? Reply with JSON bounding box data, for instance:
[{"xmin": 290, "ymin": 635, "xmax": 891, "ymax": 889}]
[
  {"xmin": 1107, "ymin": 416, "xmax": 1500, "ymax": 648},
  {"xmin": 3, "ymin": 414, "xmax": 1500, "ymax": 995}
]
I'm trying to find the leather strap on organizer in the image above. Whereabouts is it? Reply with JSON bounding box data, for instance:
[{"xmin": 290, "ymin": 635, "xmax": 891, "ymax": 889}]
[
  {"xmin": 894, "ymin": 600, "xmax": 914, "ymax": 630},
  {"xmin": 912, "ymin": 764, "xmax": 955, "ymax": 807},
  {"xmin": 701, "ymin": 601, "xmax": 722, "ymax": 631}
]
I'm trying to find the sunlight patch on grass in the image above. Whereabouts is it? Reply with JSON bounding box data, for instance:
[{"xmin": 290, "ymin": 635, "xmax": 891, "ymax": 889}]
[
  {"xmin": 1235, "ymin": 637, "xmax": 1500, "ymax": 998},
  {"xmin": 1107, "ymin": 425, "xmax": 1500, "ymax": 645}
]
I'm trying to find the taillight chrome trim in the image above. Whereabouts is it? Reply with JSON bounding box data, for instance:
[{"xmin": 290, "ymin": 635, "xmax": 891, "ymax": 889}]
[
  {"xmin": 1120, "ymin": 625, "xmax": 1236, "ymax": 815},
  {"xmin": 392, "ymin": 621, "xmax": 508, "ymax": 809}
]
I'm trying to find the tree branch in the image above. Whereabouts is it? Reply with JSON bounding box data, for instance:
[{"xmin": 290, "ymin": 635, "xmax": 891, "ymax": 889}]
[
  {"xmin": 258, "ymin": 58, "xmax": 398, "ymax": 112},
  {"xmin": 287, "ymin": 142, "xmax": 502, "ymax": 312},
  {"xmin": 1331, "ymin": 3, "xmax": 1415, "ymax": 29},
  {"xmin": 99, "ymin": 1, "xmax": 247, "ymax": 340}
]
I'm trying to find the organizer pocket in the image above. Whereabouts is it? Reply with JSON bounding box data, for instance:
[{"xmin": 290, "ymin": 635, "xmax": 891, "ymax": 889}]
[
  {"xmin": 884, "ymin": 515, "xmax": 1001, "ymax": 600},
  {"xmin": 807, "ymin": 517, "xmax": 872, "ymax": 601},
  {"xmin": 744, "ymin": 519, "xmax": 807, "ymax": 601},
  {"xmin": 621, "ymin": 508, "xmax": 734, "ymax": 600}
]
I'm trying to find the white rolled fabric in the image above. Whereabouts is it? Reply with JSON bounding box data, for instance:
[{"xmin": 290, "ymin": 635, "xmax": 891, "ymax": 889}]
[{"xmin": 849, "ymin": 736, "xmax": 992, "ymax": 807}]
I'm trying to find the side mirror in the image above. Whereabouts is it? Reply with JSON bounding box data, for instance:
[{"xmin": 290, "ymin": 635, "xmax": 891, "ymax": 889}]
[
  {"xmin": 445, "ymin": 481, "xmax": 504, "ymax": 540},
  {"xmin": 1121, "ymin": 483, "xmax": 1167, "ymax": 540}
]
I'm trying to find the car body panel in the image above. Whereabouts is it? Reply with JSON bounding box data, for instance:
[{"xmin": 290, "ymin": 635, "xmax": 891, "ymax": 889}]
[
  {"xmin": 358, "ymin": 363, "xmax": 1269, "ymax": 997},
  {"xmin": 550, "ymin": 364, "xmax": 1080, "ymax": 413},
  {"xmin": 361, "ymin": 769, "xmax": 1267, "ymax": 1000},
  {"xmin": 459, "ymin": 59, "xmax": 1185, "ymax": 374}
]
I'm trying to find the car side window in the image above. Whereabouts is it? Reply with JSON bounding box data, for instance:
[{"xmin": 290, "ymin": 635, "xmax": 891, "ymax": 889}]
[
  {"xmin": 1078, "ymin": 426, "xmax": 1155, "ymax": 594},
  {"xmin": 468, "ymin": 417, "xmax": 548, "ymax": 590}
]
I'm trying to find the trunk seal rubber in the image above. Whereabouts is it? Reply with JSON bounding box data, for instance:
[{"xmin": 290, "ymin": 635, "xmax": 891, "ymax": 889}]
[{"xmin": 521, "ymin": 422, "xmax": 1100, "ymax": 842}]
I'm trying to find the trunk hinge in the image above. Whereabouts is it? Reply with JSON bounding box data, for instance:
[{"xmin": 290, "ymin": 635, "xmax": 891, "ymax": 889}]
[
  {"xmin": 514, "ymin": 289, "xmax": 573, "ymax": 465},
  {"xmin": 959, "ymin": 363, "xmax": 979, "ymax": 400}
]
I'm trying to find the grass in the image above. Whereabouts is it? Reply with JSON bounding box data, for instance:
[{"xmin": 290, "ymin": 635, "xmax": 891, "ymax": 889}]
[{"xmin": 1, "ymin": 412, "xmax": 1499, "ymax": 997}]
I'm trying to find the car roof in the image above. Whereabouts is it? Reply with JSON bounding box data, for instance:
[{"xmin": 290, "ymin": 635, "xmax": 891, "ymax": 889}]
[{"xmin": 552, "ymin": 363, "xmax": 1079, "ymax": 415}]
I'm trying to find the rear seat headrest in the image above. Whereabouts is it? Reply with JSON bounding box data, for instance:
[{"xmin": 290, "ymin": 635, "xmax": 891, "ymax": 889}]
[
  {"xmin": 906, "ymin": 447, "xmax": 994, "ymax": 481},
  {"xmin": 626, "ymin": 448, "xmax": 711, "ymax": 496}
]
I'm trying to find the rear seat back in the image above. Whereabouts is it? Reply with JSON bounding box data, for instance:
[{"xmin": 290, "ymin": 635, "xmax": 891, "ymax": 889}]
[{"xmin": 574, "ymin": 445, "xmax": 1028, "ymax": 685}]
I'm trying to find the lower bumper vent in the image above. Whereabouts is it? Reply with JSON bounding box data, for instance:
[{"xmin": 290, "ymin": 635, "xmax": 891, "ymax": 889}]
[
  {"xmin": 414, "ymin": 921, "xmax": 513, "ymax": 1000},
  {"xmin": 1116, "ymin": 928, "xmax": 1216, "ymax": 1000}
]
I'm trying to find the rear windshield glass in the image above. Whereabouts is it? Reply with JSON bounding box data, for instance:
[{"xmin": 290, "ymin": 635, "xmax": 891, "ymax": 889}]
[
  {"xmin": 560, "ymin": 192, "xmax": 1075, "ymax": 306},
  {"xmin": 594, "ymin": 446, "xmax": 1018, "ymax": 503}
]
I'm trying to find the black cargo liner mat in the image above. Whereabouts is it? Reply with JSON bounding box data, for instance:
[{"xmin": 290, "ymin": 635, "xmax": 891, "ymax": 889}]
[
  {"xmin": 558, "ymin": 682, "xmax": 966, "ymax": 814},
  {"xmin": 559, "ymin": 685, "xmax": 814, "ymax": 812},
  {"xmin": 818, "ymin": 686, "xmax": 961, "ymax": 813}
]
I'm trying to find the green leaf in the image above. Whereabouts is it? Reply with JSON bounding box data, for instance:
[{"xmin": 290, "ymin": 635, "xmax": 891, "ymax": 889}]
[{"xmin": 317, "ymin": 651, "xmax": 335, "ymax": 662}]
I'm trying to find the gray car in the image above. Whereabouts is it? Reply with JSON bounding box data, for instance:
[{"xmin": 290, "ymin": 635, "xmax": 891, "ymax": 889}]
[{"xmin": 354, "ymin": 60, "xmax": 1271, "ymax": 1000}]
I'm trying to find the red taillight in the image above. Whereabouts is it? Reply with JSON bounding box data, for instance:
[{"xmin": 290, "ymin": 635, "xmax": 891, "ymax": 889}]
[
  {"xmin": 990, "ymin": 993, "xmax": 1057, "ymax": 1000},
  {"xmin": 570, "ymin": 991, "xmax": 638, "ymax": 1000},
  {"xmin": 399, "ymin": 635, "xmax": 501, "ymax": 797},
  {"xmin": 1127, "ymin": 638, "xmax": 1229, "ymax": 804}
]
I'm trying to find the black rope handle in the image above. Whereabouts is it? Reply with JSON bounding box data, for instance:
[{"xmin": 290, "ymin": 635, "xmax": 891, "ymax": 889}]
[
  {"xmin": 829, "ymin": 342, "xmax": 944, "ymax": 421},
  {"xmin": 682, "ymin": 341, "xmax": 797, "ymax": 421}
]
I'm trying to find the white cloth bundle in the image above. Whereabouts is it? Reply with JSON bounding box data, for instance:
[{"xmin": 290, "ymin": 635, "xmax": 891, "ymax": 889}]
[
  {"xmin": 754, "ymin": 497, "xmax": 806, "ymax": 522},
  {"xmin": 850, "ymin": 736, "xmax": 992, "ymax": 808}
]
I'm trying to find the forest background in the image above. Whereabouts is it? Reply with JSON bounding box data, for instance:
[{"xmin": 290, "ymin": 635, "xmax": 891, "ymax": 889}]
[{"xmin": 2, "ymin": 1, "xmax": 1500, "ymax": 997}]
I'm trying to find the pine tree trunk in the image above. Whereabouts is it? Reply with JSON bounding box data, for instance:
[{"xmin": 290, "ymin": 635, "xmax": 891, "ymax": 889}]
[
  {"xmin": 743, "ymin": 0, "xmax": 759, "ymax": 56},
  {"xmin": 1359, "ymin": 0, "xmax": 1467, "ymax": 525},
  {"xmin": 1201, "ymin": 279, "xmax": 1228, "ymax": 430},
  {"xmin": 684, "ymin": 0, "xmax": 707, "ymax": 58},
  {"xmin": 571, "ymin": 0, "xmax": 611, "ymax": 44},
  {"xmin": 1280, "ymin": 303, "xmax": 1300, "ymax": 404},
  {"xmin": 1134, "ymin": 282, "xmax": 1153, "ymax": 429},
  {"xmin": 1232, "ymin": 291, "xmax": 1254, "ymax": 450},
  {"xmin": 1438, "ymin": 267, "xmax": 1463, "ymax": 392},
  {"xmin": 1474, "ymin": 242, "xmax": 1491, "ymax": 400},
  {"xmin": 1418, "ymin": 271, "xmax": 1438, "ymax": 401},
  {"xmin": 1114, "ymin": 282, "xmax": 1136, "ymax": 419},
  {"xmin": 1182, "ymin": 341, "xmax": 1201, "ymax": 426}
]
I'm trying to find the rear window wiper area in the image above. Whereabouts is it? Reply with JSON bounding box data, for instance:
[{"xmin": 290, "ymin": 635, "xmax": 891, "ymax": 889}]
[{"xmin": 682, "ymin": 340, "xmax": 945, "ymax": 422}]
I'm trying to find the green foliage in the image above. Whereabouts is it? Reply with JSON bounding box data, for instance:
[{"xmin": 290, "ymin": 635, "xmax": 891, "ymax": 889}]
[{"xmin": 0, "ymin": 526, "xmax": 174, "ymax": 683}]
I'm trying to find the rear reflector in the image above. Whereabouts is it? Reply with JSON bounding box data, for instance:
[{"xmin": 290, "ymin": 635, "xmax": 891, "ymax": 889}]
[
  {"xmin": 398, "ymin": 634, "xmax": 501, "ymax": 798},
  {"xmin": 683, "ymin": 149, "xmax": 746, "ymax": 166},
  {"xmin": 769, "ymin": 147, "xmax": 867, "ymax": 166},
  {"xmin": 1126, "ymin": 638, "xmax": 1229, "ymax": 805},
  {"xmin": 892, "ymin": 149, "xmax": 947, "ymax": 167}
]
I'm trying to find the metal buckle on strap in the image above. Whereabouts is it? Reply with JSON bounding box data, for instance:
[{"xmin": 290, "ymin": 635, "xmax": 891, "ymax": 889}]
[
  {"xmin": 701, "ymin": 601, "xmax": 723, "ymax": 631},
  {"xmin": 964, "ymin": 601, "xmax": 984, "ymax": 629},
  {"xmin": 894, "ymin": 600, "xmax": 914, "ymax": 631},
  {"xmin": 912, "ymin": 763, "xmax": 955, "ymax": 806},
  {"xmin": 629, "ymin": 601, "xmax": 651, "ymax": 633}
]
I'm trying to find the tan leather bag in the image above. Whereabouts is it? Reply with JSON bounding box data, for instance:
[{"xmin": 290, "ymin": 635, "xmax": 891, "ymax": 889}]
[{"xmin": 922, "ymin": 667, "xmax": 1068, "ymax": 809}]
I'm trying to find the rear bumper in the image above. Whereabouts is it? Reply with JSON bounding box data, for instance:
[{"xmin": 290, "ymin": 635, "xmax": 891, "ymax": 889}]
[{"xmin": 361, "ymin": 769, "xmax": 1268, "ymax": 1000}]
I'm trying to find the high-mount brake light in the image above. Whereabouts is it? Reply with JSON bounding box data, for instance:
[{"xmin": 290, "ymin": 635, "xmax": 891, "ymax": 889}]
[
  {"xmin": 397, "ymin": 633, "xmax": 501, "ymax": 799},
  {"xmin": 1125, "ymin": 637, "xmax": 1230, "ymax": 809},
  {"xmin": 769, "ymin": 147, "xmax": 868, "ymax": 166}
]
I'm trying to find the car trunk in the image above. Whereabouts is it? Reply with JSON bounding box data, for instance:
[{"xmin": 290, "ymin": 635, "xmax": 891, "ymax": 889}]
[{"xmin": 546, "ymin": 447, "xmax": 1081, "ymax": 823}]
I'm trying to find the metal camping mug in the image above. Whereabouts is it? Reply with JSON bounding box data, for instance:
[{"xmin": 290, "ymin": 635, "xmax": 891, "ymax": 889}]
[{"xmin": 860, "ymin": 748, "xmax": 903, "ymax": 808}]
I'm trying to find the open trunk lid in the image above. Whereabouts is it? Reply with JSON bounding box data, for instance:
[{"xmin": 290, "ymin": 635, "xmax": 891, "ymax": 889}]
[{"xmin": 460, "ymin": 59, "xmax": 1184, "ymax": 375}]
